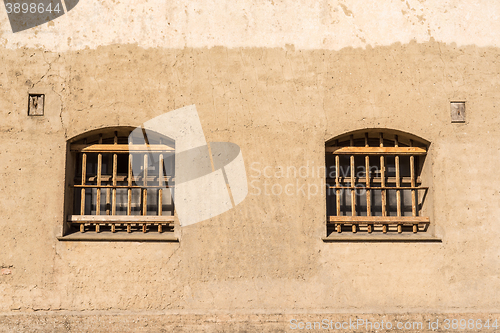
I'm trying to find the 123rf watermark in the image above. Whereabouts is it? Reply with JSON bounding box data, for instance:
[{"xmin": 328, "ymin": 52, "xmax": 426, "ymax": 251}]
[{"xmin": 289, "ymin": 317, "xmax": 499, "ymax": 331}]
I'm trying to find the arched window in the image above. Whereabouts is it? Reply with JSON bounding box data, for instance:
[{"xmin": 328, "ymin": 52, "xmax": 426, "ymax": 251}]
[
  {"xmin": 61, "ymin": 128, "xmax": 176, "ymax": 240},
  {"xmin": 325, "ymin": 129, "xmax": 431, "ymax": 239}
]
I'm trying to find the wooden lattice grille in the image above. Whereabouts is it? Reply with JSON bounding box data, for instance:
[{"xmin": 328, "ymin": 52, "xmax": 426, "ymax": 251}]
[
  {"xmin": 326, "ymin": 132, "xmax": 429, "ymax": 234},
  {"xmin": 69, "ymin": 130, "xmax": 175, "ymax": 234}
]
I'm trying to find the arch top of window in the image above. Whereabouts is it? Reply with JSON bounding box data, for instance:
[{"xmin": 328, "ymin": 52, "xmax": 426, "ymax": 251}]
[
  {"xmin": 326, "ymin": 129, "xmax": 429, "ymax": 150},
  {"xmin": 68, "ymin": 127, "xmax": 175, "ymax": 148}
]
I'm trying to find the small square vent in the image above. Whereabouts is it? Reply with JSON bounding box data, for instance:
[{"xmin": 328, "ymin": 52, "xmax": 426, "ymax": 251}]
[
  {"xmin": 28, "ymin": 94, "xmax": 44, "ymax": 116},
  {"xmin": 450, "ymin": 101, "xmax": 465, "ymax": 123}
]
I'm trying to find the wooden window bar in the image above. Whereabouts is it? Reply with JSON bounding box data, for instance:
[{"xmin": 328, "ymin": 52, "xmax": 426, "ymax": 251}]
[
  {"xmin": 158, "ymin": 153, "xmax": 164, "ymax": 233},
  {"xmin": 329, "ymin": 216, "xmax": 429, "ymax": 224},
  {"xmin": 365, "ymin": 133, "xmax": 372, "ymax": 233},
  {"xmin": 328, "ymin": 184, "xmax": 426, "ymax": 191},
  {"xmin": 142, "ymin": 153, "xmax": 148, "ymax": 232},
  {"xmin": 326, "ymin": 146, "xmax": 426, "ymax": 155},
  {"xmin": 350, "ymin": 135, "xmax": 356, "ymax": 233},
  {"xmin": 74, "ymin": 184, "xmax": 173, "ymax": 189},
  {"xmin": 68, "ymin": 216, "xmax": 174, "ymax": 234},
  {"xmin": 395, "ymin": 135, "xmax": 402, "ymax": 233},
  {"xmin": 410, "ymin": 139, "xmax": 417, "ymax": 233},
  {"xmin": 96, "ymin": 135, "xmax": 103, "ymax": 228},
  {"xmin": 327, "ymin": 177, "xmax": 421, "ymax": 185},
  {"xmin": 71, "ymin": 144, "xmax": 174, "ymax": 153},
  {"xmin": 335, "ymin": 141, "xmax": 341, "ymax": 233},
  {"xmin": 380, "ymin": 133, "xmax": 387, "ymax": 233},
  {"xmin": 71, "ymin": 132, "xmax": 174, "ymax": 234},
  {"xmin": 79, "ymin": 139, "xmax": 87, "ymax": 232},
  {"xmin": 111, "ymin": 132, "xmax": 118, "ymax": 232},
  {"xmin": 328, "ymin": 132, "xmax": 428, "ymax": 235}
]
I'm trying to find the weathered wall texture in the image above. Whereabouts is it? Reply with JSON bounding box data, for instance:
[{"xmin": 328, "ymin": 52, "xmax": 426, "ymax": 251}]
[
  {"xmin": 1, "ymin": 0, "xmax": 500, "ymax": 331},
  {"xmin": 1, "ymin": 0, "xmax": 500, "ymax": 50}
]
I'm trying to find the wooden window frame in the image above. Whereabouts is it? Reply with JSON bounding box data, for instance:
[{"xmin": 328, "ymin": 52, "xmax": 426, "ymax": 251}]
[
  {"xmin": 59, "ymin": 129, "xmax": 177, "ymax": 241},
  {"xmin": 324, "ymin": 130, "xmax": 439, "ymax": 242}
]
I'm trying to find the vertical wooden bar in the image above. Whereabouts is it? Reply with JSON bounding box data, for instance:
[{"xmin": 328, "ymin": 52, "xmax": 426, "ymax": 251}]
[
  {"xmin": 105, "ymin": 191, "xmax": 110, "ymax": 215},
  {"xmin": 140, "ymin": 127, "xmax": 150, "ymax": 234},
  {"xmin": 335, "ymin": 153, "xmax": 341, "ymax": 233},
  {"xmin": 110, "ymin": 134, "xmax": 118, "ymax": 232},
  {"xmin": 80, "ymin": 153, "xmax": 87, "ymax": 214},
  {"xmin": 142, "ymin": 153, "xmax": 148, "ymax": 232},
  {"xmin": 96, "ymin": 153, "xmax": 102, "ymax": 232},
  {"xmin": 95, "ymin": 123, "xmax": 101, "ymax": 235},
  {"xmin": 159, "ymin": 139, "xmax": 164, "ymax": 232},
  {"xmin": 350, "ymin": 135, "xmax": 356, "ymax": 233},
  {"xmin": 127, "ymin": 154, "xmax": 132, "ymax": 216},
  {"xmin": 96, "ymin": 155, "xmax": 102, "ymax": 217},
  {"xmin": 158, "ymin": 190, "xmax": 163, "ymax": 215},
  {"xmin": 158, "ymin": 154, "xmax": 164, "ymax": 217},
  {"xmin": 80, "ymin": 152, "xmax": 87, "ymax": 232},
  {"xmin": 350, "ymin": 154, "xmax": 356, "ymax": 233},
  {"xmin": 112, "ymin": 131, "xmax": 117, "ymax": 216},
  {"xmin": 143, "ymin": 154, "xmax": 148, "ymax": 215},
  {"xmin": 335, "ymin": 139, "xmax": 341, "ymax": 233},
  {"xmin": 96, "ymin": 134, "xmax": 102, "ymax": 219},
  {"xmin": 104, "ymin": 153, "xmax": 111, "ymax": 215},
  {"xmin": 365, "ymin": 133, "xmax": 372, "ymax": 233},
  {"xmin": 395, "ymin": 135, "xmax": 402, "ymax": 233},
  {"xmin": 127, "ymin": 153, "xmax": 132, "ymax": 233},
  {"xmin": 410, "ymin": 140, "xmax": 417, "ymax": 233},
  {"xmin": 380, "ymin": 133, "xmax": 387, "ymax": 233}
]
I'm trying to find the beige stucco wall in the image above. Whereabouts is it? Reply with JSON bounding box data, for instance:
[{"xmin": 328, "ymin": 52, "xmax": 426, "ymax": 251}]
[
  {"xmin": 1, "ymin": 1, "xmax": 500, "ymax": 331},
  {"xmin": 1, "ymin": 0, "xmax": 500, "ymax": 51}
]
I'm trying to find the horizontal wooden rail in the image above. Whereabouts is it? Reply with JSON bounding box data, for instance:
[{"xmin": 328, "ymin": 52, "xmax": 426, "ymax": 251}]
[
  {"xmin": 326, "ymin": 146, "xmax": 426, "ymax": 155},
  {"xmin": 73, "ymin": 184, "xmax": 172, "ymax": 189},
  {"xmin": 327, "ymin": 177, "xmax": 422, "ymax": 184},
  {"xmin": 77, "ymin": 175, "xmax": 174, "ymax": 183},
  {"xmin": 329, "ymin": 216, "xmax": 429, "ymax": 225},
  {"xmin": 68, "ymin": 215, "xmax": 174, "ymax": 223},
  {"xmin": 328, "ymin": 186, "xmax": 428, "ymax": 190},
  {"xmin": 71, "ymin": 144, "xmax": 174, "ymax": 153}
]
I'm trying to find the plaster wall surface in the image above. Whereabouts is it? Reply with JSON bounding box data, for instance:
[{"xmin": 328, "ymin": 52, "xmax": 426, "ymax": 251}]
[
  {"xmin": 0, "ymin": 0, "xmax": 499, "ymax": 51},
  {"xmin": 0, "ymin": 1, "xmax": 499, "ymax": 331}
]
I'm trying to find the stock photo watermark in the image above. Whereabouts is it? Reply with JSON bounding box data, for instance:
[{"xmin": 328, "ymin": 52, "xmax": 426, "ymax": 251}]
[
  {"xmin": 3, "ymin": 0, "xmax": 79, "ymax": 32},
  {"xmin": 131, "ymin": 105, "xmax": 248, "ymax": 227},
  {"xmin": 289, "ymin": 317, "xmax": 499, "ymax": 331},
  {"xmin": 249, "ymin": 161, "xmax": 379, "ymax": 199}
]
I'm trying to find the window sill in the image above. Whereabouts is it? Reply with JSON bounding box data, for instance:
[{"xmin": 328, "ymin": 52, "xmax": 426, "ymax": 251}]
[
  {"xmin": 322, "ymin": 233, "xmax": 441, "ymax": 242},
  {"xmin": 57, "ymin": 232, "xmax": 178, "ymax": 242}
]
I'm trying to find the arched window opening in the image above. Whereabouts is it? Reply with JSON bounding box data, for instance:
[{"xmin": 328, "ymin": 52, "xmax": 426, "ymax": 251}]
[
  {"xmin": 326, "ymin": 130, "xmax": 430, "ymax": 237},
  {"xmin": 64, "ymin": 128, "xmax": 175, "ymax": 237}
]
